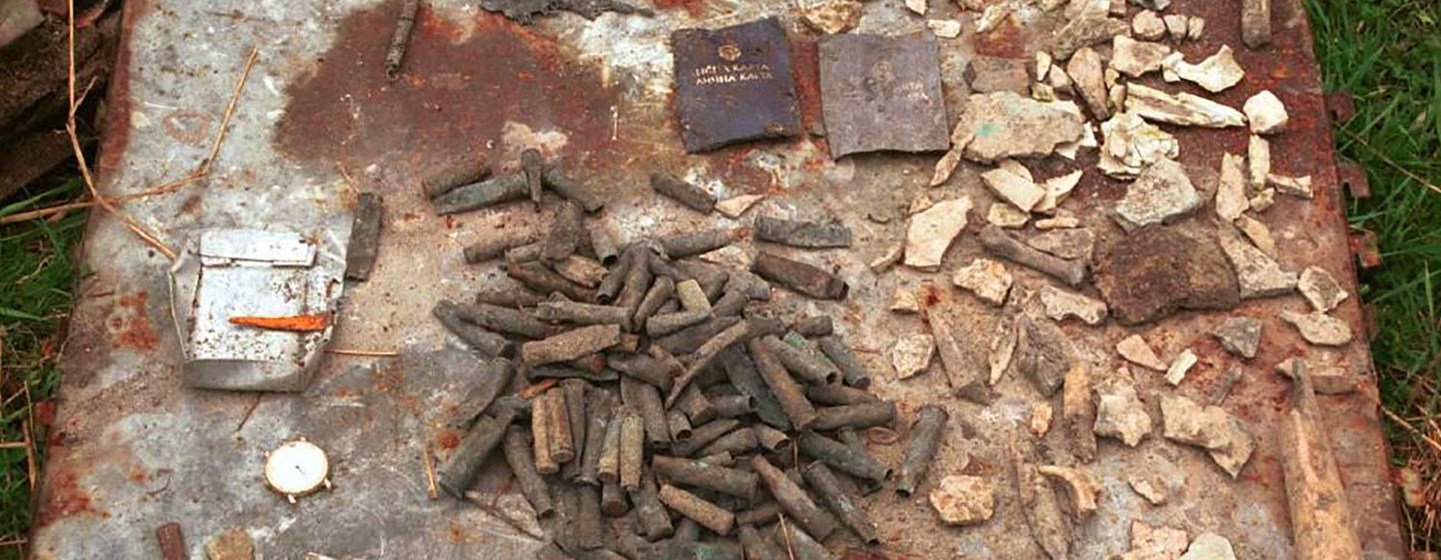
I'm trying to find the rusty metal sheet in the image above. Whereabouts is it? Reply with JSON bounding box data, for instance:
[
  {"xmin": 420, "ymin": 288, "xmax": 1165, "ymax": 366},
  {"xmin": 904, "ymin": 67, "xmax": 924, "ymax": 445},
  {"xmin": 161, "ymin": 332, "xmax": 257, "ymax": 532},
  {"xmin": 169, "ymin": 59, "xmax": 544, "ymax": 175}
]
[
  {"xmin": 30, "ymin": 0, "xmax": 1406, "ymax": 559},
  {"xmin": 671, "ymin": 16, "xmax": 802, "ymax": 153},
  {"xmin": 818, "ymin": 32, "xmax": 950, "ymax": 159}
]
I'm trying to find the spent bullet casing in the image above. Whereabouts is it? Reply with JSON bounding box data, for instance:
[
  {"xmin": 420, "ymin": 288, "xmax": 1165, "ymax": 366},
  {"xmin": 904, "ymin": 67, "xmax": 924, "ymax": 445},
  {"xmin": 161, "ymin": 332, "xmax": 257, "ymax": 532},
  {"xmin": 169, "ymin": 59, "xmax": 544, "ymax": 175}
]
[
  {"xmin": 437, "ymin": 405, "xmax": 518, "ymax": 498},
  {"xmin": 897, "ymin": 404, "xmax": 949, "ymax": 496},
  {"xmin": 796, "ymin": 432, "xmax": 889, "ymax": 491},
  {"xmin": 802, "ymin": 461, "xmax": 879, "ymax": 544},
  {"xmin": 749, "ymin": 455, "xmax": 838, "ymax": 541},
  {"xmin": 652, "ymin": 455, "xmax": 758, "ymax": 501},
  {"xmin": 502, "ymin": 425, "xmax": 554, "ymax": 517},
  {"xmin": 810, "ymin": 401, "xmax": 897, "ymax": 431}
]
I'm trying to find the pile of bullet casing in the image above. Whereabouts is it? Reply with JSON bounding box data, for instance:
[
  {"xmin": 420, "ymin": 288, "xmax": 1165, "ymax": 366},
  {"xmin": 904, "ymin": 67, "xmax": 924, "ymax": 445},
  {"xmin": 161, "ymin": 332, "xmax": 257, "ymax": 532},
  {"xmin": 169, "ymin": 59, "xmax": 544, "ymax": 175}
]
[{"xmin": 423, "ymin": 153, "xmax": 949, "ymax": 560}]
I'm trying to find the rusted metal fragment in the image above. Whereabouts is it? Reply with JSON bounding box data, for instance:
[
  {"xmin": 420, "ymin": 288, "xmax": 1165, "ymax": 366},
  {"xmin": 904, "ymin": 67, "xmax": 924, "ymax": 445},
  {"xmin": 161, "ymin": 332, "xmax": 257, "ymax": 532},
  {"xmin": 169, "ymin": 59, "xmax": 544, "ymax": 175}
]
[
  {"xmin": 479, "ymin": 0, "xmax": 651, "ymax": 23},
  {"xmin": 432, "ymin": 173, "xmax": 529, "ymax": 215},
  {"xmin": 521, "ymin": 324, "xmax": 622, "ymax": 366},
  {"xmin": 156, "ymin": 522, "xmax": 186, "ymax": 560},
  {"xmin": 755, "ymin": 215, "xmax": 852, "ymax": 248},
  {"xmin": 650, "ymin": 172, "xmax": 717, "ymax": 214},
  {"xmin": 1011, "ymin": 439, "xmax": 1071, "ymax": 560},
  {"xmin": 818, "ymin": 33, "xmax": 950, "ymax": 158},
  {"xmin": 751, "ymin": 253, "xmax": 848, "ymax": 300},
  {"xmin": 1094, "ymin": 226, "xmax": 1240, "ymax": 325},
  {"xmin": 671, "ymin": 17, "xmax": 802, "ymax": 153}
]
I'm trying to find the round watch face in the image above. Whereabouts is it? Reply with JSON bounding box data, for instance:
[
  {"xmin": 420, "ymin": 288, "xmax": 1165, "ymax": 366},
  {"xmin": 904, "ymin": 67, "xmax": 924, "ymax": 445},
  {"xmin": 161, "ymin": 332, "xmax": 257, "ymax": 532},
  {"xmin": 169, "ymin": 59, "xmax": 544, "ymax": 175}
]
[{"xmin": 264, "ymin": 440, "xmax": 329, "ymax": 497}]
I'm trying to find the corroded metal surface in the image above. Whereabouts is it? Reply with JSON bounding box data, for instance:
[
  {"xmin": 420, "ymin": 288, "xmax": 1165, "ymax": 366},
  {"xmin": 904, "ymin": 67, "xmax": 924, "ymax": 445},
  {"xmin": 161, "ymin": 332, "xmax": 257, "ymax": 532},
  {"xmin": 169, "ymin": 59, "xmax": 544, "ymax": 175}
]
[
  {"xmin": 32, "ymin": 0, "xmax": 1404, "ymax": 559},
  {"xmin": 818, "ymin": 32, "xmax": 951, "ymax": 159},
  {"xmin": 671, "ymin": 16, "xmax": 802, "ymax": 153}
]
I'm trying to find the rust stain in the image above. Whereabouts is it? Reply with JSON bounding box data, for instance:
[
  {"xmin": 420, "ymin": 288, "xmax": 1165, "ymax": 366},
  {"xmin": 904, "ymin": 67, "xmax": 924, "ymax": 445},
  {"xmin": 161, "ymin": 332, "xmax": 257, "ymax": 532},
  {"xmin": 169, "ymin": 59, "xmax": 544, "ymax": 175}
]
[
  {"xmin": 787, "ymin": 36, "xmax": 825, "ymax": 139},
  {"xmin": 94, "ymin": 0, "xmax": 149, "ymax": 181},
  {"xmin": 110, "ymin": 292, "xmax": 158, "ymax": 351},
  {"xmin": 971, "ymin": 19, "xmax": 1027, "ymax": 59},
  {"xmin": 276, "ymin": 7, "xmax": 626, "ymax": 185},
  {"xmin": 35, "ymin": 467, "xmax": 107, "ymax": 528},
  {"xmin": 435, "ymin": 429, "xmax": 461, "ymax": 451},
  {"xmin": 653, "ymin": 0, "xmax": 705, "ymax": 14}
]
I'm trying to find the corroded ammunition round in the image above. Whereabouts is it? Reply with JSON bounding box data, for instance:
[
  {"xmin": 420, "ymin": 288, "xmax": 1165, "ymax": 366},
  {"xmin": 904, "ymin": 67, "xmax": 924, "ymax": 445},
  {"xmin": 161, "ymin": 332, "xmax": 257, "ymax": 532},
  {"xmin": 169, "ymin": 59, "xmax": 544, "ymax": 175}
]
[
  {"xmin": 760, "ymin": 335, "xmax": 839, "ymax": 385},
  {"xmin": 609, "ymin": 353, "xmax": 674, "ymax": 391},
  {"xmin": 810, "ymin": 401, "xmax": 897, "ymax": 431},
  {"xmin": 754, "ymin": 215, "xmax": 853, "ymax": 249},
  {"xmin": 804, "ymin": 383, "xmax": 879, "ymax": 406},
  {"xmin": 632, "ymin": 276, "xmax": 675, "ymax": 331},
  {"xmin": 621, "ymin": 376, "xmax": 671, "ymax": 449},
  {"xmin": 796, "ymin": 432, "xmax": 889, "ymax": 491},
  {"xmin": 753, "ymin": 424, "xmax": 791, "ymax": 453},
  {"xmin": 432, "ymin": 301, "xmax": 513, "ymax": 358},
  {"xmin": 631, "ymin": 469, "xmax": 675, "ymax": 541},
  {"xmin": 666, "ymin": 409, "xmax": 694, "ymax": 442},
  {"xmin": 652, "ymin": 455, "xmax": 758, "ymax": 501},
  {"xmin": 803, "ymin": 461, "xmax": 879, "ymax": 544},
  {"xmin": 746, "ymin": 338, "xmax": 818, "ymax": 431},
  {"xmin": 535, "ymin": 297, "xmax": 632, "ymax": 330},
  {"xmin": 531, "ymin": 392, "xmax": 558, "ymax": 475},
  {"xmin": 502, "ymin": 425, "xmax": 554, "ymax": 518},
  {"xmin": 649, "ymin": 172, "xmax": 718, "ymax": 214},
  {"xmin": 896, "ymin": 404, "xmax": 949, "ymax": 497},
  {"xmin": 600, "ymin": 481, "xmax": 629, "ymax": 517},
  {"xmin": 695, "ymin": 427, "xmax": 758, "ymax": 458},
  {"xmin": 659, "ymin": 228, "xmax": 741, "ymax": 260},
  {"xmin": 751, "ymin": 252, "xmax": 848, "ymax": 300},
  {"xmin": 463, "ymin": 229, "xmax": 540, "ymax": 264},
  {"xmin": 578, "ymin": 390, "xmax": 615, "ymax": 485},
  {"xmin": 452, "ymin": 301, "xmax": 551, "ymax": 339},
  {"xmin": 749, "ymin": 456, "xmax": 837, "ymax": 541},
  {"xmin": 738, "ymin": 524, "xmax": 785, "ymax": 560},
  {"xmin": 618, "ymin": 407, "xmax": 646, "ymax": 491},
  {"xmin": 437, "ymin": 405, "xmax": 518, "ymax": 498},
  {"xmin": 658, "ymin": 484, "xmax": 735, "ymax": 536},
  {"xmin": 817, "ymin": 335, "xmax": 872, "ymax": 389},
  {"xmin": 432, "ymin": 172, "xmax": 529, "ymax": 215},
  {"xmin": 719, "ymin": 348, "xmax": 792, "ymax": 431},
  {"xmin": 671, "ymin": 419, "xmax": 741, "ymax": 457},
  {"xmin": 710, "ymin": 394, "xmax": 754, "ymax": 419}
]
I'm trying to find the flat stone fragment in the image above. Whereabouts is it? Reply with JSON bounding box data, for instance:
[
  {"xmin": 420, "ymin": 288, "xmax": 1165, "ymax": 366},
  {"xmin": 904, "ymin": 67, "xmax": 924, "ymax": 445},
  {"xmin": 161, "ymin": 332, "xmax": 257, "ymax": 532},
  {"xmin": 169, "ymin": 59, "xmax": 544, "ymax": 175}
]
[
  {"xmin": 1268, "ymin": 174, "xmax": 1313, "ymax": 198},
  {"xmin": 1160, "ymin": 395, "xmax": 1255, "ymax": 478},
  {"xmin": 1249, "ymin": 188, "xmax": 1276, "ymax": 212},
  {"xmin": 953, "ymin": 258, "xmax": 1014, "ymax": 306},
  {"xmin": 800, "ymin": 0, "xmax": 863, "ymax": 35},
  {"xmin": 1066, "ymin": 48, "xmax": 1109, "ymax": 120},
  {"xmin": 966, "ymin": 56, "xmax": 1032, "ymax": 94},
  {"xmin": 1215, "ymin": 153, "xmax": 1250, "ymax": 221},
  {"xmin": 1233, "ymin": 214, "xmax": 1277, "ymax": 258},
  {"xmin": 1017, "ymin": 316, "xmax": 1072, "ymax": 397},
  {"xmin": 1162, "ymin": 14, "xmax": 1189, "ymax": 39},
  {"xmin": 905, "ymin": 196, "xmax": 973, "ymax": 271},
  {"xmin": 1132, "ymin": 10, "xmax": 1166, "ymax": 40},
  {"xmin": 892, "ymin": 334, "xmax": 936, "ymax": 379},
  {"xmin": 1125, "ymin": 84, "xmax": 1247, "ymax": 128},
  {"xmin": 1027, "ymin": 228, "xmax": 1095, "ymax": 260},
  {"xmin": 1098, "ymin": 112, "xmax": 1179, "ymax": 178},
  {"xmin": 1095, "ymin": 378, "xmax": 1152, "ymax": 446},
  {"xmin": 1114, "ymin": 158, "xmax": 1201, "ymax": 232},
  {"xmin": 987, "ymin": 203, "xmax": 1031, "ymax": 228},
  {"xmin": 819, "ymin": 33, "xmax": 950, "ymax": 158},
  {"xmin": 1298, "ymin": 266, "xmax": 1349, "ymax": 312},
  {"xmin": 1034, "ymin": 213, "xmax": 1080, "ymax": 230},
  {"xmin": 1274, "ymin": 357, "xmax": 1360, "ymax": 394},
  {"xmin": 1179, "ymin": 532, "xmax": 1238, "ymax": 560},
  {"xmin": 1053, "ymin": 0, "xmax": 1131, "ymax": 58},
  {"xmin": 205, "ymin": 529, "xmax": 255, "ymax": 560},
  {"xmin": 1187, "ymin": 16, "xmax": 1206, "ymax": 39},
  {"xmin": 1122, "ymin": 522, "xmax": 1190, "ymax": 560},
  {"xmin": 951, "ymin": 92, "xmax": 1087, "ymax": 163},
  {"xmin": 982, "ymin": 166, "xmax": 1047, "ymax": 212},
  {"xmin": 869, "ymin": 242, "xmax": 904, "ymax": 273},
  {"xmin": 1035, "ymin": 170, "xmax": 1083, "ymax": 214},
  {"xmin": 989, "ymin": 319, "xmax": 1018, "ymax": 385},
  {"xmin": 1111, "ymin": 36, "xmax": 1172, "ymax": 78},
  {"xmin": 906, "ymin": 0, "xmax": 927, "ymax": 14},
  {"xmin": 1039, "ymin": 285, "xmax": 1109, "ymax": 326},
  {"xmin": 1164, "ymin": 46, "xmax": 1245, "ymax": 93},
  {"xmin": 1280, "ymin": 310, "xmax": 1354, "ymax": 346},
  {"xmin": 1036, "ymin": 51, "xmax": 1054, "ymax": 80},
  {"xmin": 715, "ymin": 194, "xmax": 765, "ymax": 218},
  {"xmin": 891, "ymin": 287, "xmax": 921, "ymax": 314},
  {"xmin": 1117, "ymin": 335, "xmax": 1167, "ymax": 371},
  {"xmin": 1037, "ymin": 465, "xmax": 1102, "ymax": 521},
  {"xmin": 1165, "ymin": 348, "xmax": 1197, "ymax": 386},
  {"xmin": 1217, "ymin": 225, "xmax": 1297, "ymax": 299},
  {"xmin": 929, "ymin": 475, "xmax": 996, "ymax": 526},
  {"xmin": 1242, "ymin": 0, "xmax": 1272, "ymax": 48},
  {"xmin": 1030, "ymin": 402, "xmax": 1055, "ymax": 436},
  {"xmin": 1248, "ymin": 135, "xmax": 1271, "ymax": 189},
  {"xmin": 927, "ymin": 19, "xmax": 962, "ymax": 38},
  {"xmin": 1095, "ymin": 226, "xmax": 1241, "ymax": 324},
  {"xmin": 1244, "ymin": 90, "xmax": 1289, "ymax": 134},
  {"xmin": 974, "ymin": 2, "xmax": 1015, "ymax": 33},
  {"xmin": 1127, "ymin": 474, "xmax": 1167, "ymax": 505},
  {"xmin": 1211, "ymin": 317, "xmax": 1262, "ymax": 358}
]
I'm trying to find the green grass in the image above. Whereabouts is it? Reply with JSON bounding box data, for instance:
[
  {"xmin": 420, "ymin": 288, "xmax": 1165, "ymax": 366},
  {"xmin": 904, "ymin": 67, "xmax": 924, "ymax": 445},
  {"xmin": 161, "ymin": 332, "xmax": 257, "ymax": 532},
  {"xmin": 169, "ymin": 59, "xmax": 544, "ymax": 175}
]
[
  {"xmin": 1307, "ymin": 0, "xmax": 1441, "ymax": 550},
  {"xmin": 0, "ymin": 179, "xmax": 87, "ymax": 557}
]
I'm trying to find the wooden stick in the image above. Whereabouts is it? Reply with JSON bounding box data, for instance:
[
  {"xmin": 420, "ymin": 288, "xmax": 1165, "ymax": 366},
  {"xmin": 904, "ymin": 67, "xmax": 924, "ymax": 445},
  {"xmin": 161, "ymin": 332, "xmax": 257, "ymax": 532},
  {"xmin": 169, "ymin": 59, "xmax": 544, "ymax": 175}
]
[
  {"xmin": 66, "ymin": 0, "xmax": 175, "ymax": 259},
  {"xmin": 198, "ymin": 46, "xmax": 260, "ymax": 178},
  {"xmin": 421, "ymin": 443, "xmax": 439, "ymax": 500}
]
